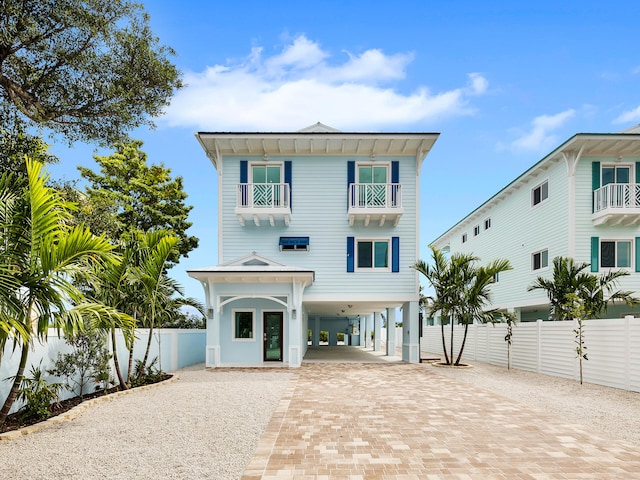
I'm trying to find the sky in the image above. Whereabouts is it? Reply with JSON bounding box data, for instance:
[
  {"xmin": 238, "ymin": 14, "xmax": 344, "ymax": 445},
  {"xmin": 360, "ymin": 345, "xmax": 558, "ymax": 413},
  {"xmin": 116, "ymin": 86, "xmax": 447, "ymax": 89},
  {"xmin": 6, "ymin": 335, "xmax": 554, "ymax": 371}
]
[{"xmin": 47, "ymin": 0, "xmax": 640, "ymax": 304}]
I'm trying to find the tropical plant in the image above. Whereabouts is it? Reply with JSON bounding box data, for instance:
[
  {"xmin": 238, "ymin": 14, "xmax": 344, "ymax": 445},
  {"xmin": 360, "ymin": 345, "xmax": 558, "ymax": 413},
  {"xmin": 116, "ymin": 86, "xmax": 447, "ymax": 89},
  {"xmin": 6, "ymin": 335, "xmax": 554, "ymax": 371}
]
[
  {"xmin": 501, "ymin": 311, "xmax": 517, "ymax": 370},
  {"xmin": 528, "ymin": 256, "xmax": 637, "ymax": 384},
  {"xmin": 13, "ymin": 362, "xmax": 62, "ymax": 422},
  {"xmin": 0, "ymin": 159, "xmax": 134, "ymax": 425},
  {"xmin": 413, "ymin": 246, "xmax": 512, "ymax": 366},
  {"xmin": 527, "ymin": 256, "xmax": 637, "ymax": 321},
  {"xmin": 48, "ymin": 330, "xmax": 113, "ymax": 398}
]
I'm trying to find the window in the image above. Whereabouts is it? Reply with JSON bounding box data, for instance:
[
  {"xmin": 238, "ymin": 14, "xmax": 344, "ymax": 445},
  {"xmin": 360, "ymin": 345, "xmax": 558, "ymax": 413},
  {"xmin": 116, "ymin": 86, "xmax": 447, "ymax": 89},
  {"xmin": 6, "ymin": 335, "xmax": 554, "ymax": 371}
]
[
  {"xmin": 493, "ymin": 272, "xmax": 499, "ymax": 283},
  {"xmin": 532, "ymin": 180, "xmax": 549, "ymax": 206},
  {"xmin": 357, "ymin": 163, "xmax": 389, "ymax": 207},
  {"xmin": 473, "ymin": 225, "xmax": 480, "ymax": 236},
  {"xmin": 251, "ymin": 163, "xmax": 283, "ymax": 206},
  {"xmin": 462, "ymin": 233, "xmax": 467, "ymax": 243},
  {"xmin": 532, "ymin": 249, "xmax": 548, "ymax": 271},
  {"xmin": 484, "ymin": 218, "xmax": 491, "ymax": 230},
  {"xmin": 233, "ymin": 310, "xmax": 255, "ymax": 341},
  {"xmin": 356, "ymin": 239, "xmax": 389, "ymax": 270},
  {"xmin": 602, "ymin": 165, "xmax": 630, "ymax": 186},
  {"xmin": 601, "ymin": 240, "xmax": 631, "ymax": 268},
  {"xmin": 279, "ymin": 236, "xmax": 309, "ymax": 252}
]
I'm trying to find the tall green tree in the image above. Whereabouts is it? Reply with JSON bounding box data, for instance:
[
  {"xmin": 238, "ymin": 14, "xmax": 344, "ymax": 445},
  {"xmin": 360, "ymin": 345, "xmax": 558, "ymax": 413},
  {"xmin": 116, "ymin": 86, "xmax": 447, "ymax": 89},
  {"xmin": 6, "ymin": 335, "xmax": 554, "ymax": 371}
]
[
  {"xmin": 413, "ymin": 247, "xmax": 511, "ymax": 366},
  {"xmin": 0, "ymin": 0, "xmax": 182, "ymax": 146},
  {"xmin": 0, "ymin": 125, "xmax": 58, "ymax": 176},
  {"xmin": 78, "ymin": 141, "xmax": 198, "ymax": 264},
  {"xmin": 0, "ymin": 159, "xmax": 134, "ymax": 425}
]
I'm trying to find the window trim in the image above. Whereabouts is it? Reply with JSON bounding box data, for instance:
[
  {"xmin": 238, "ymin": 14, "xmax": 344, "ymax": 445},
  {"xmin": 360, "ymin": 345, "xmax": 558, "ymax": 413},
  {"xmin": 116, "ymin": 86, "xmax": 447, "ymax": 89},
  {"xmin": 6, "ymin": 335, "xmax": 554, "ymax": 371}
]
[
  {"xmin": 249, "ymin": 161, "xmax": 284, "ymax": 183},
  {"xmin": 601, "ymin": 164, "xmax": 632, "ymax": 186},
  {"xmin": 600, "ymin": 239, "xmax": 632, "ymax": 269},
  {"xmin": 355, "ymin": 238, "xmax": 391, "ymax": 272},
  {"xmin": 531, "ymin": 180, "xmax": 549, "ymax": 207},
  {"xmin": 531, "ymin": 248, "xmax": 549, "ymax": 272},
  {"xmin": 473, "ymin": 225, "xmax": 480, "ymax": 236},
  {"xmin": 356, "ymin": 162, "xmax": 390, "ymax": 184},
  {"xmin": 484, "ymin": 218, "xmax": 492, "ymax": 230},
  {"xmin": 232, "ymin": 309, "xmax": 256, "ymax": 342},
  {"xmin": 462, "ymin": 233, "xmax": 468, "ymax": 243}
]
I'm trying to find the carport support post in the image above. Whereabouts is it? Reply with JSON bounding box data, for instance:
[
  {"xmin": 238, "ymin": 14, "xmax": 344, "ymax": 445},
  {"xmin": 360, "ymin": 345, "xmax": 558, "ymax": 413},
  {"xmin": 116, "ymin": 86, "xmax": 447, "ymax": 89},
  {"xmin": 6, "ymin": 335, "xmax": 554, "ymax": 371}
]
[
  {"xmin": 312, "ymin": 316, "xmax": 320, "ymax": 346},
  {"xmin": 359, "ymin": 317, "xmax": 365, "ymax": 346},
  {"xmin": 402, "ymin": 301, "xmax": 420, "ymax": 363},
  {"xmin": 364, "ymin": 314, "xmax": 371, "ymax": 348},
  {"xmin": 373, "ymin": 312, "xmax": 381, "ymax": 351},
  {"xmin": 386, "ymin": 307, "xmax": 396, "ymax": 356}
]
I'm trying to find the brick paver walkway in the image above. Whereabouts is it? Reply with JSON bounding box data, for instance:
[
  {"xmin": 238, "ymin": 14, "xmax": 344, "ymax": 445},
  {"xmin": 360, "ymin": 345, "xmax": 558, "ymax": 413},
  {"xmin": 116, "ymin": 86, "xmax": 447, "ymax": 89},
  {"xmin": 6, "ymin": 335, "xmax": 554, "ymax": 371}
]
[{"xmin": 243, "ymin": 362, "xmax": 640, "ymax": 479}]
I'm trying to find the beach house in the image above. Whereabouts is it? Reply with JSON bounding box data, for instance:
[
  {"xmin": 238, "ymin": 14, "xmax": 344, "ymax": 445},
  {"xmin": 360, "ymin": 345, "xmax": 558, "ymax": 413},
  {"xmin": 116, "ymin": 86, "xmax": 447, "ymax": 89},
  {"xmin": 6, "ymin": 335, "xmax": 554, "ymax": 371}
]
[
  {"xmin": 188, "ymin": 123, "xmax": 438, "ymax": 366},
  {"xmin": 431, "ymin": 126, "xmax": 640, "ymax": 321}
]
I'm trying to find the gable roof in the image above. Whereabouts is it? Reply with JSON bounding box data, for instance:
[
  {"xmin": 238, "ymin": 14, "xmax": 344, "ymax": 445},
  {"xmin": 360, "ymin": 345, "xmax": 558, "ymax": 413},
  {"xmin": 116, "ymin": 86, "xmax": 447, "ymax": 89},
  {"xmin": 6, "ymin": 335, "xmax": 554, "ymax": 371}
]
[
  {"xmin": 195, "ymin": 125, "xmax": 439, "ymax": 169},
  {"xmin": 432, "ymin": 130, "xmax": 640, "ymax": 246}
]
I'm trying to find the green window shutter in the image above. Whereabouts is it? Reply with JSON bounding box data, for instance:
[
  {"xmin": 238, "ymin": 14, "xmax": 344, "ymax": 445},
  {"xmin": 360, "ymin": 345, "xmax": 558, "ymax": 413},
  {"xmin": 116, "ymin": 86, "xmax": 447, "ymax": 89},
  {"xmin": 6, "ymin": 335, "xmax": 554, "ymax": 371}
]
[
  {"xmin": 592, "ymin": 161, "xmax": 600, "ymax": 190},
  {"xmin": 636, "ymin": 237, "xmax": 640, "ymax": 272},
  {"xmin": 636, "ymin": 162, "xmax": 640, "ymax": 183},
  {"xmin": 591, "ymin": 236, "xmax": 599, "ymax": 272}
]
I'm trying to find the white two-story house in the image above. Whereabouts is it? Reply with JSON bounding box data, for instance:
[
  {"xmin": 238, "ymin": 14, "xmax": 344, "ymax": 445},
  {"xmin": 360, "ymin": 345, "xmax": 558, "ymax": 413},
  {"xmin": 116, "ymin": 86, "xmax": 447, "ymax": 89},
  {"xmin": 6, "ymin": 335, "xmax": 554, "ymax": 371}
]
[
  {"xmin": 188, "ymin": 123, "xmax": 438, "ymax": 367},
  {"xmin": 431, "ymin": 125, "xmax": 640, "ymax": 321}
]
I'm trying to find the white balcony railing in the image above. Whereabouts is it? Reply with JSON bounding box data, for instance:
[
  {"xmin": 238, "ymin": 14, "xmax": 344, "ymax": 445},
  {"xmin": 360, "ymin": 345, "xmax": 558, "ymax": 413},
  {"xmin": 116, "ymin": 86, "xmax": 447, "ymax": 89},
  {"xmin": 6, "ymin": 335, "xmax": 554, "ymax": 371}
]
[
  {"xmin": 236, "ymin": 183, "xmax": 290, "ymax": 209},
  {"xmin": 349, "ymin": 183, "xmax": 402, "ymax": 209},
  {"xmin": 593, "ymin": 183, "xmax": 640, "ymax": 212},
  {"xmin": 235, "ymin": 183, "xmax": 290, "ymax": 226}
]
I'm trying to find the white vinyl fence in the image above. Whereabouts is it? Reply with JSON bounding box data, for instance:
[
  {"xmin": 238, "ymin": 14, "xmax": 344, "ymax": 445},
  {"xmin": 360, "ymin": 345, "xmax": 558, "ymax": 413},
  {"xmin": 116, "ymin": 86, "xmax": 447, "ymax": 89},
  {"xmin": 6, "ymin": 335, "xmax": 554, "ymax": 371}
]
[
  {"xmin": 1, "ymin": 328, "xmax": 205, "ymax": 414},
  {"xmin": 421, "ymin": 317, "xmax": 640, "ymax": 392}
]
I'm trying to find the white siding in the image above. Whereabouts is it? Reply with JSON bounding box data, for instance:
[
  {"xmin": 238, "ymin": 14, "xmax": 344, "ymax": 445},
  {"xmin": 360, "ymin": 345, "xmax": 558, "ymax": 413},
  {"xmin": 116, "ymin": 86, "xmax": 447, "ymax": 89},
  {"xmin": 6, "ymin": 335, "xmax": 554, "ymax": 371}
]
[{"xmin": 219, "ymin": 154, "xmax": 419, "ymax": 299}]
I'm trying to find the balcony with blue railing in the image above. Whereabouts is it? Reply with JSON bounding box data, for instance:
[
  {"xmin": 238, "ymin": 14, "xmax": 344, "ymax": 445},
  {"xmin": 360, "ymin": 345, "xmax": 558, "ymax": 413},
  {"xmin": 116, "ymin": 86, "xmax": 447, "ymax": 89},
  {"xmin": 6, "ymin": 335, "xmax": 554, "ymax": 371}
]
[
  {"xmin": 235, "ymin": 183, "xmax": 290, "ymax": 226},
  {"xmin": 348, "ymin": 183, "xmax": 403, "ymax": 226},
  {"xmin": 593, "ymin": 183, "xmax": 640, "ymax": 225}
]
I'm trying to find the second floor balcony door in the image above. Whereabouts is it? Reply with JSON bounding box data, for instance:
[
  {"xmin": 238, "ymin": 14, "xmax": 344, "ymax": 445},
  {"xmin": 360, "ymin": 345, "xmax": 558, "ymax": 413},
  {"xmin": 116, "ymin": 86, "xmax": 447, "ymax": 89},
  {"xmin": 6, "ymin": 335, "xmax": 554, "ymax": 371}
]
[
  {"xmin": 358, "ymin": 165, "xmax": 388, "ymax": 207},
  {"xmin": 252, "ymin": 165, "xmax": 282, "ymax": 207}
]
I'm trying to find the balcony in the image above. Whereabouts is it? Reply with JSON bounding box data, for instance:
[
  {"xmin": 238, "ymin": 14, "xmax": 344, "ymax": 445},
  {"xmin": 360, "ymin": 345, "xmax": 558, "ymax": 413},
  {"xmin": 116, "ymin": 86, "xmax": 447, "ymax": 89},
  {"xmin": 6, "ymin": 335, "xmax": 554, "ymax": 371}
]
[
  {"xmin": 593, "ymin": 183, "xmax": 640, "ymax": 226},
  {"xmin": 235, "ymin": 183, "xmax": 290, "ymax": 226},
  {"xmin": 348, "ymin": 183, "xmax": 403, "ymax": 226}
]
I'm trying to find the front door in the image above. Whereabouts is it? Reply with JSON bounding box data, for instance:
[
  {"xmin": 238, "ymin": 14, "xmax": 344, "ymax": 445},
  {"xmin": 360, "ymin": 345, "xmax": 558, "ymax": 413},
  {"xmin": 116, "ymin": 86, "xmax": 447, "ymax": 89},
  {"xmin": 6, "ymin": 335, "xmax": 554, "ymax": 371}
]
[{"xmin": 263, "ymin": 312, "xmax": 283, "ymax": 362}]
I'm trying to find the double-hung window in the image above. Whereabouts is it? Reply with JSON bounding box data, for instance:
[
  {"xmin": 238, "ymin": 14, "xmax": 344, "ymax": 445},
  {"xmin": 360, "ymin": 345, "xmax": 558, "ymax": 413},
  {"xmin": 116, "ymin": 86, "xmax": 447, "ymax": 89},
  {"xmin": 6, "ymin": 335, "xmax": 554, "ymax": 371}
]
[
  {"xmin": 357, "ymin": 239, "xmax": 389, "ymax": 270},
  {"xmin": 532, "ymin": 249, "xmax": 548, "ymax": 271},
  {"xmin": 532, "ymin": 180, "xmax": 549, "ymax": 206},
  {"xmin": 601, "ymin": 240, "xmax": 631, "ymax": 268}
]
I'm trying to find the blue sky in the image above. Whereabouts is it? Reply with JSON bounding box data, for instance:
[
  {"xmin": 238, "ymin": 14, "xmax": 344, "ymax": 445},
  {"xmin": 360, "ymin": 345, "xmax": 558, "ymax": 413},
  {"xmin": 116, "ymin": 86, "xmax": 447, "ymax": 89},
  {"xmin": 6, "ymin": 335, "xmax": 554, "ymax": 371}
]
[{"xmin": 47, "ymin": 0, "xmax": 640, "ymax": 303}]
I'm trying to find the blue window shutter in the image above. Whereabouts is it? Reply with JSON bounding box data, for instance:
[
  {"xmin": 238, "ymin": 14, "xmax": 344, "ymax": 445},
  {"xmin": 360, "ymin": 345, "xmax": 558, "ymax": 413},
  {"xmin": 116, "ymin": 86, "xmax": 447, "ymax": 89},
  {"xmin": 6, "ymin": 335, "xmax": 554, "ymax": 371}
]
[
  {"xmin": 347, "ymin": 237, "xmax": 354, "ymax": 272},
  {"xmin": 285, "ymin": 161, "xmax": 292, "ymax": 210},
  {"xmin": 391, "ymin": 161, "xmax": 399, "ymax": 183},
  {"xmin": 636, "ymin": 237, "xmax": 640, "ymax": 272},
  {"xmin": 240, "ymin": 160, "xmax": 248, "ymax": 183},
  {"xmin": 591, "ymin": 236, "xmax": 599, "ymax": 272},
  {"xmin": 347, "ymin": 161, "xmax": 355, "ymax": 210},
  {"xmin": 392, "ymin": 237, "xmax": 400, "ymax": 272}
]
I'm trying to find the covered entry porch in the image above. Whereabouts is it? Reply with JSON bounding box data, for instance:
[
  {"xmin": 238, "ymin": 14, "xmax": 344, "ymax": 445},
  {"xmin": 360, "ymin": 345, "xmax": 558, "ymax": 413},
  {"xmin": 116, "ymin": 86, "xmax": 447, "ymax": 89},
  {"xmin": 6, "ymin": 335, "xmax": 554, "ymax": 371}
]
[{"xmin": 303, "ymin": 345, "xmax": 402, "ymax": 363}]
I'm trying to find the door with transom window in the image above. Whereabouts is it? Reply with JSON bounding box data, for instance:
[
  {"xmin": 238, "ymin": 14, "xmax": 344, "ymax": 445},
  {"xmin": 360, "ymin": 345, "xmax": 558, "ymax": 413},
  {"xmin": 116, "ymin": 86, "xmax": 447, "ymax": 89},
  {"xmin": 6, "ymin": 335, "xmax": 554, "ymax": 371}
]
[
  {"xmin": 263, "ymin": 312, "xmax": 283, "ymax": 362},
  {"xmin": 358, "ymin": 164, "xmax": 388, "ymax": 207},
  {"xmin": 252, "ymin": 164, "xmax": 282, "ymax": 207}
]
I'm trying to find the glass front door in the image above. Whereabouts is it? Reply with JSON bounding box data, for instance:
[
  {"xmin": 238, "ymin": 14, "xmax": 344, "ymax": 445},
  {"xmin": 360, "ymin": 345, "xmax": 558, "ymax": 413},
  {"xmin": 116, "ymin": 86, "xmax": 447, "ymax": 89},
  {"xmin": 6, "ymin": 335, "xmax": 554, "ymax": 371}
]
[
  {"xmin": 263, "ymin": 312, "xmax": 283, "ymax": 362},
  {"xmin": 358, "ymin": 165, "xmax": 388, "ymax": 206},
  {"xmin": 252, "ymin": 165, "xmax": 282, "ymax": 206}
]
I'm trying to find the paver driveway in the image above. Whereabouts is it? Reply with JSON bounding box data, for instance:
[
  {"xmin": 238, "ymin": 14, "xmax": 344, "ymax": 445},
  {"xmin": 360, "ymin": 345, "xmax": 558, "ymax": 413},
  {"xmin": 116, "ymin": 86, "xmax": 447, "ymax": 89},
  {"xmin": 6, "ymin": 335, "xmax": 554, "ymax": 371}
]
[{"xmin": 243, "ymin": 361, "xmax": 640, "ymax": 479}]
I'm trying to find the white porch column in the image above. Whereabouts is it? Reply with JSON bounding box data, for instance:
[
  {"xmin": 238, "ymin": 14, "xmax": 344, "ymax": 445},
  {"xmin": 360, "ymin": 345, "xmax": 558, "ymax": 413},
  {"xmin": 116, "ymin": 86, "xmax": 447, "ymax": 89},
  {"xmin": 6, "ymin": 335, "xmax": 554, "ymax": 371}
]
[
  {"xmin": 402, "ymin": 301, "xmax": 420, "ymax": 363},
  {"xmin": 205, "ymin": 281, "xmax": 220, "ymax": 367},
  {"xmin": 312, "ymin": 316, "xmax": 320, "ymax": 346},
  {"xmin": 364, "ymin": 314, "xmax": 372, "ymax": 348},
  {"xmin": 373, "ymin": 312, "xmax": 382, "ymax": 351},
  {"xmin": 359, "ymin": 317, "xmax": 365, "ymax": 346},
  {"xmin": 386, "ymin": 307, "xmax": 396, "ymax": 356}
]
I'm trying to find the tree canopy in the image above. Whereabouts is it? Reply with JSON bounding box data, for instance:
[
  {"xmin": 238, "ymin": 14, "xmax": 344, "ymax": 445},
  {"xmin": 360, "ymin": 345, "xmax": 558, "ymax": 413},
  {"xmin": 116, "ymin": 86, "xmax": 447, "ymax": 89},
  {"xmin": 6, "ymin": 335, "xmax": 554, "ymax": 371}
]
[
  {"xmin": 0, "ymin": 0, "xmax": 182, "ymax": 146},
  {"xmin": 78, "ymin": 140, "xmax": 198, "ymax": 263}
]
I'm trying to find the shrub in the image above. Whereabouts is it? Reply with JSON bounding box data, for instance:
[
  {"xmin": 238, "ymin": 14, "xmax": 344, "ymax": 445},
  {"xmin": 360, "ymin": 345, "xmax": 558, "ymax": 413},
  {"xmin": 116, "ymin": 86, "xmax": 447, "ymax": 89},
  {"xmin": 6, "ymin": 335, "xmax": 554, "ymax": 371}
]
[{"xmin": 16, "ymin": 363, "xmax": 62, "ymax": 422}]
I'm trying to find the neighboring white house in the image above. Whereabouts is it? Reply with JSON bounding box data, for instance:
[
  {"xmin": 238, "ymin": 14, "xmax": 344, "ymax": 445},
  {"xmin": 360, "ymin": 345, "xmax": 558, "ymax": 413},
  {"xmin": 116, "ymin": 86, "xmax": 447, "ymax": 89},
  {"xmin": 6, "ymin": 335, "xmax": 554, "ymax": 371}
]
[
  {"xmin": 431, "ymin": 125, "xmax": 640, "ymax": 322},
  {"xmin": 188, "ymin": 123, "xmax": 439, "ymax": 366}
]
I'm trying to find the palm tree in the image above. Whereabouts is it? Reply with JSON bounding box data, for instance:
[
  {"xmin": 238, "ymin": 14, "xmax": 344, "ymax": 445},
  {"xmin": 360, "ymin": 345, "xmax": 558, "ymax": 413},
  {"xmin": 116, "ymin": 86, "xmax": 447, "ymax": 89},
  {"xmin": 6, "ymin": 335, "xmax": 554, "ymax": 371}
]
[
  {"xmin": 528, "ymin": 256, "xmax": 637, "ymax": 321},
  {"xmin": 528, "ymin": 256, "xmax": 637, "ymax": 384},
  {"xmin": 0, "ymin": 159, "xmax": 134, "ymax": 425},
  {"xmin": 413, "ymin": 246, "xmax": 511, "ymax": 366}
]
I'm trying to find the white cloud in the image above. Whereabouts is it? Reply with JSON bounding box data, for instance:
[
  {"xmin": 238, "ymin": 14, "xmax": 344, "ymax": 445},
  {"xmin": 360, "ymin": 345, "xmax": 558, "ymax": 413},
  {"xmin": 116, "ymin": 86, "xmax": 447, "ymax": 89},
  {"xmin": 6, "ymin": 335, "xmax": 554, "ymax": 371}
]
[
  {"xmin": 162, "ymin": 35, "xmax": 488, "ymax": 131},
  {"xmin": 613, "ymin": 105, "xmax": 640, "ymax": 124},
  {"xmin": 507, "ymin": 109, "xmax": 576, "ymax": 152}
]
